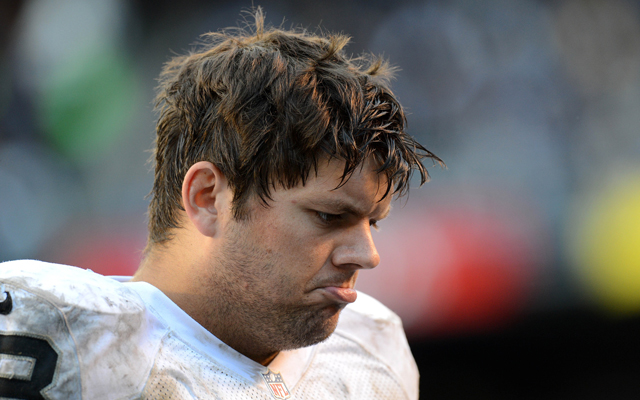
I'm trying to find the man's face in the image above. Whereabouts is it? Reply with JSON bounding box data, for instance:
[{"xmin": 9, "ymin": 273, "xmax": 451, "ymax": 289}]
[{"xmin": 209, "ymin": 157, "xmax": 392, "ymax": 356}]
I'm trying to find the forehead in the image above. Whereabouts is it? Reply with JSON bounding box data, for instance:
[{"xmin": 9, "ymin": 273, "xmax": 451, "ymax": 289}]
[{"xmin": 278, "ymin": 157, "xmax": 392, "ymax": 214}]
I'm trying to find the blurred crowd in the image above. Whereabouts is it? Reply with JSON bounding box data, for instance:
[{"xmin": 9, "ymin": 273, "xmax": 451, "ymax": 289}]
[{"xmin": 1, "ymin": 0, "xmax": 640, "ymax": 339}]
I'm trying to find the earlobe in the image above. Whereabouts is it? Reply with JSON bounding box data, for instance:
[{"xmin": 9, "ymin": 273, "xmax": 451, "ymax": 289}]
[{"xmin": 182, "ymin": 161, "xmax": 228, "ymax": 237}]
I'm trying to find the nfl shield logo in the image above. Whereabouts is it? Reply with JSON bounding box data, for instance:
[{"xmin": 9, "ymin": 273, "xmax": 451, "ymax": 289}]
[{"xmin": 261, "ymin": 369, "xmax": 291, "ymax": 399}]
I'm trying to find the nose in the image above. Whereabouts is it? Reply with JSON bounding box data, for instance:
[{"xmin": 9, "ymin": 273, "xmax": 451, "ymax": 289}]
[{"xmin": 331, "ymin": 222, "xmax": 380, "ymax": 270}]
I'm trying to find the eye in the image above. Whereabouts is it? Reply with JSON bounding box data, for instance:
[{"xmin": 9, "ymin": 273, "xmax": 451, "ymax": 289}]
[{"xmin": 316, "ymin": 211, "xmax": 342, "ymax": 224}]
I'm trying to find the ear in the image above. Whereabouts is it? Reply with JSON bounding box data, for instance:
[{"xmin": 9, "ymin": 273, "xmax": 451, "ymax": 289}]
[{"xmin": 182, "ymin": 161, "xmax": 230, "ymax": 237}]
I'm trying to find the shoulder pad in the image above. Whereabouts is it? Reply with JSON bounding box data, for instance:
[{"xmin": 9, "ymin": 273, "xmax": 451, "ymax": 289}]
[
  {"xmin": 335, "ymin": 291, "xmax": 419, "ymax": 400},
  {"xmin": 0, "ymin": 260, "xmax": 158, "ymax": 399},
  {"xmin": 0, "ymin": 260, "xmax": 143, "ymax": 313}
]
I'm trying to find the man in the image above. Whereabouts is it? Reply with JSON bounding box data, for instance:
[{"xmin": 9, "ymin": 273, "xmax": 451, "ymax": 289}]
[{"xmin": 0, "ymin": 9, "xmax": 441, "ymax": 399}]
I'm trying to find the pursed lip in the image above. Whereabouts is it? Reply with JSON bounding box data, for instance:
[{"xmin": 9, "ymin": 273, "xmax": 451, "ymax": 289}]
[
  {"xmin": 318, "ymin": 281, "xmax": 354, "ymax": 290},
  {"xmin": 316, "ymin": 284, "xmax": 357, "ymax": 304}
]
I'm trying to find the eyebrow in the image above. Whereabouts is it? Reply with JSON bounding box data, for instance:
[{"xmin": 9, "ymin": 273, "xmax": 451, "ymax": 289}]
[{"xmin": 308, "ymin": 198, "xmax": 392, "ymax": 220}]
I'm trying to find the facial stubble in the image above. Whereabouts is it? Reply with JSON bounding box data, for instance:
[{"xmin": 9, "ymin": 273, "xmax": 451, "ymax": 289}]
[{"xmin": 205, "ymin": 223, "xmax": 343, "ymax": 360}]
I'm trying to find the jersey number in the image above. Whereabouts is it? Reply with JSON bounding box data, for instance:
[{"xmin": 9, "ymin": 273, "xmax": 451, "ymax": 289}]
[{"xmin": 0, "ymin": 334, "xmax": 58, "ymax": 400}]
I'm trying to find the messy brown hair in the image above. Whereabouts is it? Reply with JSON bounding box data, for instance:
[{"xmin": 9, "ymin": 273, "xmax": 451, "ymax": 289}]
[{"xmin": 147, "ymin": 8, "xmax": 442, "ymax": 245}]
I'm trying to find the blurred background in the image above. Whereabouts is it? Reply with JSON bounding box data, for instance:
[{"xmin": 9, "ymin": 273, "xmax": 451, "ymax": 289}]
[{"xmin": 1, "ymin": 0, "xmax": 640, "ymax": 398}]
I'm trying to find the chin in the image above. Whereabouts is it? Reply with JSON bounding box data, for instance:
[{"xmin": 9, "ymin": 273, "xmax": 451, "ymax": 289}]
[
  {"xmin": 278, "ymin": 305, "xmax": 342, "ymax": 350},
  {"xmin": 303, "ymin": 306, "xmax": 343, "ymax": 345}
]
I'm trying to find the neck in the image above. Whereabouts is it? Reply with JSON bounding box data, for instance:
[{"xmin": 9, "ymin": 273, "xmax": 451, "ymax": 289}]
[{"xmin": 132, "ymin": 242, "xmax": 278, "ymax": 366}]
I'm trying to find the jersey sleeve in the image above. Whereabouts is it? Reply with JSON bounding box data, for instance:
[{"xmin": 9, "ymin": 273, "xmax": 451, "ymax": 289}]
[
  {"xmin": 0, "ymin": 263, "xmax": 83, "ymax": 399},
  {"xmin": 0, "ymin": 260, "xmax": 163, "ymax": 399}
]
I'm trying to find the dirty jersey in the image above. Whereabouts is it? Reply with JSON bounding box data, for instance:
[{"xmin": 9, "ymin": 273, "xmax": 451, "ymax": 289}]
[{"xmin": 0, "ymin": 260, "xmax": 419, "ymax": 399}]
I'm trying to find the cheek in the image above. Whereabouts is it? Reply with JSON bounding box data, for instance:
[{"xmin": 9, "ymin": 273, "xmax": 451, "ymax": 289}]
[
  {"xmin": 255, "ymin": 212, "xmax": 336, "ymax": 276},
  {"xmin": 259, "ymin": 216, "xmax": 315, "ymax": 257},
  {"xmin": 267, "ymin": 234, "xmax": 335, "ymax": 288}
]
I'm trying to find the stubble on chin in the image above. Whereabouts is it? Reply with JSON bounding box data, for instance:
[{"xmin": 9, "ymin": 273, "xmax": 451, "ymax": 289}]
[
  {"xmin": 205, "ymin": 258, "xmax": 343, "ymax": 357},
  {"xmin": 204, "ymin": 214, "xmax": 353, "ymax": 360},
  {"xmin": 272, "ymin": 302, "xmax": 344, "ymax": 351},
  {"xmin": 220, "ymin": 286, "xmax": 343, "ymax": 353}
]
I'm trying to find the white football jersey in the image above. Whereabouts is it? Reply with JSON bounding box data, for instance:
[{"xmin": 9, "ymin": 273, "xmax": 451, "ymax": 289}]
[{"xmin": 0, "ymin": 260, "xmax": 419, "ymax": 399}]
